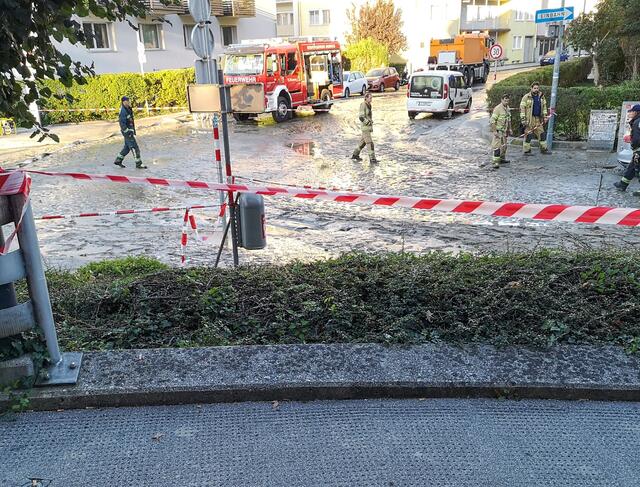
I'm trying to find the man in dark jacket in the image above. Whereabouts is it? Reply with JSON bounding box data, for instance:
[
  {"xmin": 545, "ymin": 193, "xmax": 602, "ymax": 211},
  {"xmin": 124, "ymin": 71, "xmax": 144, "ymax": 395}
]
[
  {"xmin": 114, "ymin": 96, "xmax": 147, "ymax": 169},
  {"xmin": 615, "ymin": 104, "xmax": 640, "ymax": 191}
]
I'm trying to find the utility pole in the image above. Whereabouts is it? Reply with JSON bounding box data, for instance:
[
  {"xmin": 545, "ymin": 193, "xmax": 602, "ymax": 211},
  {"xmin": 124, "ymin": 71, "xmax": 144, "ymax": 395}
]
[{"xmin": 545, "ymin": 0, "xmax": 565, "ymax": 151}]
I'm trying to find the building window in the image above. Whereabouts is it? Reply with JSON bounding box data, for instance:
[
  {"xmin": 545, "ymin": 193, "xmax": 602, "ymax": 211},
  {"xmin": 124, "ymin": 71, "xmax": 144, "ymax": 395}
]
[
  {"xmin": 139, "ymin": 23, "xmax": 162, "ymax": 49},
  {"xmin": 309, "ymin": 9, "xmax": 330, "ymax": 25},
  {"xmin": 513, "ymin": 36, "xmax": 523, "ymax": 50},
  {"xmin": 183, "ymin": 24, "xmax": 194, "ymax": 49},
  {"xmin": 277, "ymin": 12, "xmax": 294, "ymax": 25},
  {"xmin": 82, "ymin": 22, "xmax": 111, "ymax": 50},
  {"xmin": 222, "ymin": 26, "xmax": 237, "ymax": 46}
]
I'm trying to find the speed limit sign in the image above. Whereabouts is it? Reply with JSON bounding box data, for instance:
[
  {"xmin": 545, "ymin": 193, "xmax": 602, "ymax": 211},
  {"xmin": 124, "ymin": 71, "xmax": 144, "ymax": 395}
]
[{"xmin": 489, "ymin": 43, "xmax": 504, "ymax": 60}]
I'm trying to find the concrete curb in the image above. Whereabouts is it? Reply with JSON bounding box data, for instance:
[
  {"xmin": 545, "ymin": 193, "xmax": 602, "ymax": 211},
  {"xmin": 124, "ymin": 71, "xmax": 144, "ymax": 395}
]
[{"xmin": 2, "ymin": 343, "xmax": 639, "ymax": 411}]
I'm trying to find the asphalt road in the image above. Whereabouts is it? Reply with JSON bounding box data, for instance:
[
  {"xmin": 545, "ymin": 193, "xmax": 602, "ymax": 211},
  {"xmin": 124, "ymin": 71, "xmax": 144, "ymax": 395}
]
[
  {"xmin": 2, "ymin": 398, "xmax": 639, "ymax": 486},
  {"xmin": 6, "ymin": 76, "xmax": 636, "ymax": 269}
]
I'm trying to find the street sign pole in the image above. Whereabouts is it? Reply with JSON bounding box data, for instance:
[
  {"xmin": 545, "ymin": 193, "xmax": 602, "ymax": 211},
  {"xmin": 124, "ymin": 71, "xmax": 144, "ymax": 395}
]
[{"xmin": 545, "ymin": 0, "xmax": 565, "ymax": 151}]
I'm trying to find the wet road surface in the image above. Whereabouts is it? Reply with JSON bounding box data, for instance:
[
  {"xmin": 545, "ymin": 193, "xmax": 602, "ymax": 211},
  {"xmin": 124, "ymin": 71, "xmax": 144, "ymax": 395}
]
[{"xmin": 4, "ymin": 86, "xmax": 638, "ymax": 268}]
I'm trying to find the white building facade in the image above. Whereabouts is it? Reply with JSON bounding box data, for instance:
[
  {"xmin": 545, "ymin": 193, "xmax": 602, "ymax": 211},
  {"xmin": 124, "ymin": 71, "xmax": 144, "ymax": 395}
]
[{"xmin": 56, "ymin": 0, "xmax": 277, "ymax": 74}]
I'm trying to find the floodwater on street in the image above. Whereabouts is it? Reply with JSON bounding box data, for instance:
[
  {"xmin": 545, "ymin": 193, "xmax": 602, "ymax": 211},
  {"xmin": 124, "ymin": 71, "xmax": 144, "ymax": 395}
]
[{"xmin": 3, "ymin": 86, "xmax": 638, "ymax": 269}]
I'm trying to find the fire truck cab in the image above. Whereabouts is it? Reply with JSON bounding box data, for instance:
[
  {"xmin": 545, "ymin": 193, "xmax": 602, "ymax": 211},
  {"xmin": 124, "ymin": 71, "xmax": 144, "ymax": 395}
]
[{"xmin": 223, "ymin": 38, "xmax": 344, "ymax": 123}]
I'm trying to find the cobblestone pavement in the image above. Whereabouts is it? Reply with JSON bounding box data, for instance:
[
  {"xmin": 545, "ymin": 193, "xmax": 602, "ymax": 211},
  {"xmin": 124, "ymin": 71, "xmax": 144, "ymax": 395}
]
[
  {"xmin": 2, "ymin": 398, "xmax": 640, "ymax": 486},
  {"xmin": 3, "ymin": 80, "xmax": 637, "ymax": 269}
]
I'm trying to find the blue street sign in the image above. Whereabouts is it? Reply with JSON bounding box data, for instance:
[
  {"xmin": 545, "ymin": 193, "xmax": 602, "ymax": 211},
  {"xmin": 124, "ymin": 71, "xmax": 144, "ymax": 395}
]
[{"xmin": 535, "ymin": 6, "xmax": 574, "ymax": 23}]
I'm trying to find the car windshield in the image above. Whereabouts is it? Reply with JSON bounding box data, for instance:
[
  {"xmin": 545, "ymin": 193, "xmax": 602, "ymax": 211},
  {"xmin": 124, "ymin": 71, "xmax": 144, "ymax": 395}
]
[
  {"xmin": 366, "ymin": 69, "xmax": 385, "ymax": 77},
  {"xmin": 545, "ymin": 51, "xmax": 556, "ymax": 57},
  {"xmin": 410, "ymin": 76, "xmax": 443, "ymax": 97},
  {"xmin": 223, "ymin": 54, "xmax": 264, "ymax": 75}
]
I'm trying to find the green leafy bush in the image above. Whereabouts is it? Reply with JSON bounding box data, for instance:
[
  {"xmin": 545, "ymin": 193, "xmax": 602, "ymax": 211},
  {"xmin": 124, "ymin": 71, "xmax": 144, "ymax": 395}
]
[
  {"xmin": 39, "ymin": 68, "xmax": 195, "ymax": 124},
  {"xmin": 7, "ymin": 251, "xmax": 640, "ymax": 352}
]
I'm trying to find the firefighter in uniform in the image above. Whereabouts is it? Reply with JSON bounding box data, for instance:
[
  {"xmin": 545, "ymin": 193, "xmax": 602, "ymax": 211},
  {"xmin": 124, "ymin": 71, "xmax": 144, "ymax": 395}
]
[
  {"xmin": 352, "ymin": 92, "xmax": 377, "ymax": 163},
  {"xmin": 520, "ymin": 82, "xmax": 550, "ymax": 155},
  {"xmin": 489, "ymin": 93, "xmax": 511, "ymax": 169},
  {"xmin": 114, "ymin": 96, "xmax": 147, "ymax": 169},
  {"xmin": 614, "ymin": 104, "xmax": 640, "ymax": 191}
]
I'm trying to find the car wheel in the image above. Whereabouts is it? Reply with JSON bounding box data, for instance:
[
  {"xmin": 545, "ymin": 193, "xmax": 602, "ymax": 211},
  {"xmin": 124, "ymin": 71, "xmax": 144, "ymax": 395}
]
[
  {"xmin": 361, "ymin": 85, "xmax": 367, "ymax": 96},
  {"xmin": 344, "ymin": 87, "xmax": 350, "ymax": 98},
  {"xmin": 408, "ymin": 111, "xmax": 417, "ymax": 120},
  {"xmin": 379, "ymin": 84, "xmax": 385, "ymax": 93},
  {"xmin": 394, "ymin": 81, "xmax": 400, "ymax": 91},
  {"xmin": 272, "ymin": 95, "xmax": 290, "ymax": 123}
]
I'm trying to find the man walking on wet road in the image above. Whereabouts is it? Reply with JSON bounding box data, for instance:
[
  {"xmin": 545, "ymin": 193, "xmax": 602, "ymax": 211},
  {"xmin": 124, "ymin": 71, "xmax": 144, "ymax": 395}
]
[
  {"xmin": 114, "ymin": 96, "xmax": 147, "ymax": 169},
  {"xmin": 352, "ymin": 92, "xmax": 377, "ymax": 163},
  {"xmin": 488, "ymin": 93, "xmax": 511, "ymax": 169},
  {"xmin": 520, "ymin": 82, "xmax": 550, "ymax": 156},
  {"xmin": 615, "ymin": 104, "xmax": 640, "ymax": 192}
]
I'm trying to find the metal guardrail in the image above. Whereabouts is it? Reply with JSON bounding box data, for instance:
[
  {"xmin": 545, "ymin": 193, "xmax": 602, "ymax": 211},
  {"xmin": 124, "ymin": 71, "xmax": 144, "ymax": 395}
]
[{"xmin": 0, "ymin": 192, "xmax": 82, "ymax": 386}]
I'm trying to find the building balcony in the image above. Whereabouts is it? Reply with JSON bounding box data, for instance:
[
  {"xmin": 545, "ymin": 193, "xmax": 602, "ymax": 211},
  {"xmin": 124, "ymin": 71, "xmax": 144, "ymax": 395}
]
[
  {"xmin": 175, "ymin": 0, "xmax": 255, "ymax": 17},
  {"xmin": 460, "ymin": 1, "xmax": 511, "ymax": 32},
  {"xmin": 145, "ymin": 0, "xmax": 185, "ymax": 15},
  {"xmin": 216, "ymin": 0, "xmax": 255, "ymax": 17}
]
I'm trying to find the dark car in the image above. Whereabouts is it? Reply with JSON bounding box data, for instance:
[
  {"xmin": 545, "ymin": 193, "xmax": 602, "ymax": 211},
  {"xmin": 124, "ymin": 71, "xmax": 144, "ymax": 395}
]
[
  {"xmin": 540, "ymin": 50, "xmax": 569, "ymax": 66},
  {"xmin": 366, "ymin": 67, "xmax": 400, "ymax": 92}
]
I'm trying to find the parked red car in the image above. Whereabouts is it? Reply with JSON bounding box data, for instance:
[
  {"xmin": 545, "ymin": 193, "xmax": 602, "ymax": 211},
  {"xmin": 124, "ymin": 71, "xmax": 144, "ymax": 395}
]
[{"xmin": 366, "ymin": 67, "xmax": 400, "ymax": 92}]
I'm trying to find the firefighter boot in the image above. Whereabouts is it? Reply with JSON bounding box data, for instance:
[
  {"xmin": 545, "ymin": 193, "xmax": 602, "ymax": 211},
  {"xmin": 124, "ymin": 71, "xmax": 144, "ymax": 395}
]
[
  {"xmin": 135, "ymin": 159, "xmax": 148, "ymax": 169},
  {"xmin": 614, "ymin": 180, "xmax": 630, "ymax": 192},
  {"xmin": 114, "ymin": 156, "xmax": 125, "ymax": 168}
]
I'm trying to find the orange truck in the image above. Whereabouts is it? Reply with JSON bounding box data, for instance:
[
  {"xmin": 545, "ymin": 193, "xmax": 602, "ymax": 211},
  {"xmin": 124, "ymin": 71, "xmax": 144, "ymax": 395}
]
[{"xmin": 428, "ymin": 33, "xmax": 493, "ymax": 85}]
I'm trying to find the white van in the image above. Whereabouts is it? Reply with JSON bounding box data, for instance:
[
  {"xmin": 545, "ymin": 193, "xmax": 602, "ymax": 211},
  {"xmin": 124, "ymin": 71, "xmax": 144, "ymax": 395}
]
[{"xmin": 407, "ymin": 70, "xmax": 473, "ymax": 119}]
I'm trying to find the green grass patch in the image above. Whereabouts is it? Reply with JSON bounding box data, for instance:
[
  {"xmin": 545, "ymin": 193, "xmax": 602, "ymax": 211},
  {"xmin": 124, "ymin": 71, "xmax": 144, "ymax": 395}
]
[{"xmin": 11, "ymin": 252, "xmax": 638, "ymax": 352}]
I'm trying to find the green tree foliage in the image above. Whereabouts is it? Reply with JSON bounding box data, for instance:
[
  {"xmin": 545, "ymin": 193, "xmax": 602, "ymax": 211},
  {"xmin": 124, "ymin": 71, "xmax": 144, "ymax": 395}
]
[
  {"xmin": 565, "ymin": 0, "xmax": 637, "ymax": 85},
  {"xmin": 346, "ymin": 0, "xmax": 407, "ymax": 57},
  {"xmin": 344, "ymin": 38, "xmax": 390, "ymax": 74},
  {"xmin": 0, "ymin": 0, "xmax": 175, "ymax": 138}
]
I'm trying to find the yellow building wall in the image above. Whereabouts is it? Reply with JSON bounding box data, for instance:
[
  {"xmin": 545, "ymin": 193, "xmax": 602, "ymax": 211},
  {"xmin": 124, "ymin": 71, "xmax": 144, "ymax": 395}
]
[
  {"xmin": 297, "ymin": 1, "xmax": 332, "ymax": 37},
  {"xmin": 499, "ymin": 0, "xmax": 538, "ymax": 64}
]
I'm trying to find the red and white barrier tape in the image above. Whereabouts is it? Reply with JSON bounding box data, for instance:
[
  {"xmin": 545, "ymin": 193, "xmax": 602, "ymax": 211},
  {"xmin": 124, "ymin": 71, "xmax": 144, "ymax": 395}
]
[
  {"xmin": 17, "ymin": 169, "xmax": 640, "ymax": 226},
  {"xmin": 0, "ymin": 171, "xmax": 31, "ymax": 255},
  {"xmin": 36, "ymin": 204, "xmax": 218, "ymax": 221}
]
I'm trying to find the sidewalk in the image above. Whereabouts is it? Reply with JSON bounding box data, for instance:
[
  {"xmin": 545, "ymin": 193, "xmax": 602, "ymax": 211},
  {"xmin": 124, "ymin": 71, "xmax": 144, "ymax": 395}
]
[{"xmin": 0, "ymin": 112, "xmax": 190, "ymax": 160}]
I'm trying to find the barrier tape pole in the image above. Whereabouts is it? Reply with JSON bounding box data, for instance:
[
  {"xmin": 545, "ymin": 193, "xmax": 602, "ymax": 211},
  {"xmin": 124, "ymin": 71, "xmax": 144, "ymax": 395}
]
[
  {"xmin": 180, "ymin": 208, "xmax": 190, "ymax": 265},
  {"xmin": 18, "ymin": 169, "xmax": 640, "ymax": 226}
]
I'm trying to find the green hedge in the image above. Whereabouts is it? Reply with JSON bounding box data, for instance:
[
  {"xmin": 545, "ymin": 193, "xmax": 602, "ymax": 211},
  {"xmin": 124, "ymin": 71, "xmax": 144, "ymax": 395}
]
[
  {"xmin": 488, "ymin": 82, "xmax": 640, "ymax": 141},
  {"xmin": 497, "ymin": 57, "xmax": 593, "ymax": 88},
  {"xmin": 487, "ymin": 58, "xmax": 640, "ymax": 140},
  {"xmin": 39, "ymin": 68, "xmax": 194, "ymax": 124}
]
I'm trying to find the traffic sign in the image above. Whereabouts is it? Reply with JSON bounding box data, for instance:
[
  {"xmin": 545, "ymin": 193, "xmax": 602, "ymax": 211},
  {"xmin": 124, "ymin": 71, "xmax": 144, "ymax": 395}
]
[
  {"xmin": 191, "ymin": 25, "xmax": 215, "ymax": 59},
  {"xmin": 489, "ymin": 43, "xmax": 504, "ymax": 60},
  {"xmin": 188, "ymin": 0, "xmax": 211, "ymax": 23},
  {"xmin": 535, "ymin": 6, "xmax": 574, "ymax": 23}
]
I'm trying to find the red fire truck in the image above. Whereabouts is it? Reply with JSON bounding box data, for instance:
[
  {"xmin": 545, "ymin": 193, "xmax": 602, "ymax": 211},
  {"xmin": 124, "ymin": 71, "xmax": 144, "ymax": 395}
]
[{"xmin": 223, "ymin": 38, "xmax": 344, "ymax": 123}]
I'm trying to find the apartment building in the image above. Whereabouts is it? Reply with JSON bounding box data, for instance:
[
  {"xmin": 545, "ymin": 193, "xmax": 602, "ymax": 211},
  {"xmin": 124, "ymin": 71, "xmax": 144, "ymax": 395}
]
[
  {"xmin": 278, "ymin": 0, "xmax": 597, "ymax": 68},
  {"xmin": 276, "ymin": 0, "xmax": 460, "ymax": 68},
  {"xmin": 56, "ymin": 0, "xmax": 276, "ymax": 74}
]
